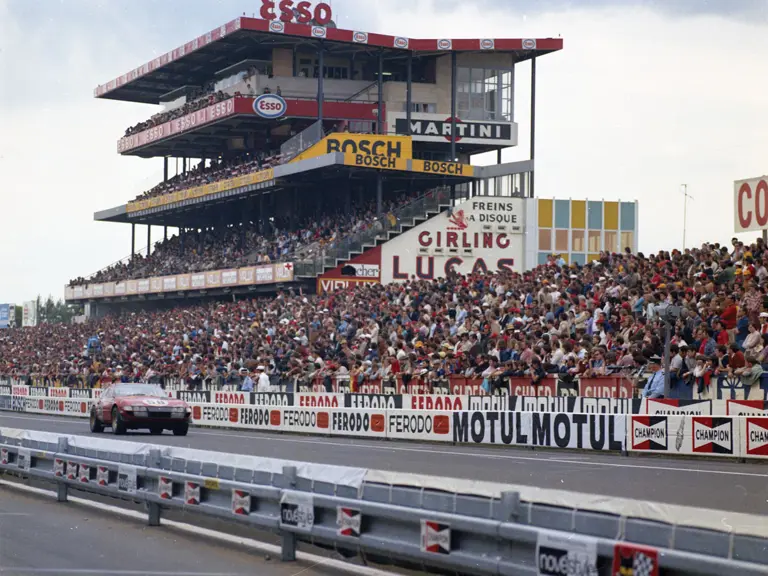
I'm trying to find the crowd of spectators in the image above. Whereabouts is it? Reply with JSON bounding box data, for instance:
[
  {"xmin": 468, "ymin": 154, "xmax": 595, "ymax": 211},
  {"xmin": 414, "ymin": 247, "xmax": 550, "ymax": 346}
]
[
  {"xmin": 68, "ymin": 194, "xmax": 411, "ymax": 287},
  {"xmin": 11, "ymin": 237, "xmax": 768, "ymax": 398},
  {"xmin": 133, "ymin": 153, "xmax": 286, "ymax": 203},
  {"xmin": 124, "ymin": 88, "xmax": 229, "ymax": 136}
]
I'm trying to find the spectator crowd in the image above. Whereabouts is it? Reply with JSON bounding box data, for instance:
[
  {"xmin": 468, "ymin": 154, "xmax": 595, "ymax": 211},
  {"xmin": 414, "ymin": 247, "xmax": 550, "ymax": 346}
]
[
  {"xmin": 68, "ymin": 194, "xmax": 413, "ymax": 287},
  {"xmin": 124, "ymin": 89, "xmax": 229, "ymax": 136},
  {"xmin": 10, "ymin": 237, "xmax": 768, "ymax": 399}
]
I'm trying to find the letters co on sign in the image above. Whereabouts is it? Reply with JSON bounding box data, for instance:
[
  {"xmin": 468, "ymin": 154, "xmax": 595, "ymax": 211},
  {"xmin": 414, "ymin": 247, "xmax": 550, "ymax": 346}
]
[
  {"xmin": 260, "ymin": 0, "xmax": 333, "ymax": 25},
  {"xmin": 734, "ymin": 176, "xmax": 768, "ymax": 233}
]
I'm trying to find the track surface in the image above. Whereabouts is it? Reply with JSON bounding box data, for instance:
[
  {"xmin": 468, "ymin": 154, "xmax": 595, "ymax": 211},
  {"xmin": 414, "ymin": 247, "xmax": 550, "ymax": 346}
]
[
  {"xmin": 0, "ymin": 488, "xmax": 340, "ymax": 576},
  {"xmin": 1, "ymin": 412, "xmax": 767, "ymax": 515}
]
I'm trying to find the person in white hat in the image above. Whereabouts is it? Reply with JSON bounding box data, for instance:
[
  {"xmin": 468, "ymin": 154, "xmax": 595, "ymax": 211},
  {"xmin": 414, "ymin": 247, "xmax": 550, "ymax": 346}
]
[{"xmin": 255, "ymin": 365, "xmax": 271, "ymax": 392}]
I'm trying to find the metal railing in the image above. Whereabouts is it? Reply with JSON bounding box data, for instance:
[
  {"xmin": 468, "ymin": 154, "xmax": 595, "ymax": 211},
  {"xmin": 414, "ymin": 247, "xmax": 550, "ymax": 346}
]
[
  {"xmin": 293, "ymin": 189, "xmax": 451, "ymax": 277},
  {"xmin": 0, "ymin": 427, "xmax": 765, "ymax": 575}
]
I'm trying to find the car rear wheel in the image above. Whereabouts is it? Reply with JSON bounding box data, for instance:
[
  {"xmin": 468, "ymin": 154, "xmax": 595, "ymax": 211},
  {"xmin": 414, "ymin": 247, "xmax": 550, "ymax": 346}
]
[
  {"xmin": 149, "ymin": 425, "xmax": 163, "ymax": 435},
  {"xmin": 111, "ymin": 407, "xmax": 126, "ymax": 435},
  {"xmin": 90, "ymin": 410, "xmax": 104, "ymax": 433},
  {"xmin": 173, "ymin": 423, "xmax": 189, "ymax": 436}
]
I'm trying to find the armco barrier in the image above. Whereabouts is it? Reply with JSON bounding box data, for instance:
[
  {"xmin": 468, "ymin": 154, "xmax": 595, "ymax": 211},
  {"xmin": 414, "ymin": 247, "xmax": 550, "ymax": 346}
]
[
  {"xmin": 3, "ymin": 393, "xmax": 768, "ymax": 461},
  {"xmin": 1, "ymin": 426, "xmax": 767, "ymax": 575}
]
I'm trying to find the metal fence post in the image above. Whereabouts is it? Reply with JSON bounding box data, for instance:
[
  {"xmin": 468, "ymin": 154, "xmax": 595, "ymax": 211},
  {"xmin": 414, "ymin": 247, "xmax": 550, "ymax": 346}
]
[
  {"xmin": 499, "ymin": 491, "xmax": 520, "ymax": 522},
  {"xmin": 281, "ymin": 465, "xmax": 297, "ymax": 562},
  {"xmin": 146, "ymin": 448, "xmax": 161, "ymax": 527},
  {"xmin": 56, "ymin": 438, "xmax": 68, "ymax": 503}
]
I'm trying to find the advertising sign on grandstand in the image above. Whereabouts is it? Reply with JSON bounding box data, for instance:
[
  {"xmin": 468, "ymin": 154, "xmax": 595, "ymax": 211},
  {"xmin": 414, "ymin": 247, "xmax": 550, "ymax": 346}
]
[
  {"xmin": 0, "ymin": 304, "xmax": 11, "ymax": 329},
  {"xmin": 253, "ymin": 94, "xmax": 287, "ymax": 118},
  {"xmin": 292, "ymin": 133, "xmax": 413, "ymax": 163},
  {"xmin": 317, "ymin": 247, "xmax": 381, "ymax": 294},
  {"xmin": 390, "ymin": 112, "xmax": 518, "ymax": 146},
  {"xmin": 734, "ymin": 175, "xmax": 768, "ymax": 233},
  {"xmin": 381, "ymin": 198, "xmax": 524, "ymax": 282},
  {"xmin": 22, "ymin": 301, "xmax": 37, "ymax": 327},
  {"xmin": 65, "ymin": 263, "xmax": 293, "ymax": 302}
]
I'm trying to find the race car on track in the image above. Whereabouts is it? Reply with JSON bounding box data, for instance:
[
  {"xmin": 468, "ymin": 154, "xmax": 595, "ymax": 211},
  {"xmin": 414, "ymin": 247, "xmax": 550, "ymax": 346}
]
[{"xmin": 89, "ymin": 383, "xmax": 191, "ymax": 436}]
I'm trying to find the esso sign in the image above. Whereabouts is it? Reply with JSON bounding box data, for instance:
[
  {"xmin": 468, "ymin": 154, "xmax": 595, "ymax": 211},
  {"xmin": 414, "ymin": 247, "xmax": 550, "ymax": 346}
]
[
  {"xmin": 260, "ymin": 0, "xmax": 333, "ymax": 25},
  {"xmin": 735, "ymin": 177, "xmax": 768, "ymax": 233},
  {"xmin": 253, "ymin": 94, "xmax": 287, "ymax": 119}
]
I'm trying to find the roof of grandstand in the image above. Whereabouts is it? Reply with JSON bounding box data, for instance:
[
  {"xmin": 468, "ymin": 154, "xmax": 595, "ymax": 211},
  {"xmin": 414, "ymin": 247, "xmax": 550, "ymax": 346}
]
[{"xmin": 94, "ymin": 17, "xmax": 563, "ymax": 104}]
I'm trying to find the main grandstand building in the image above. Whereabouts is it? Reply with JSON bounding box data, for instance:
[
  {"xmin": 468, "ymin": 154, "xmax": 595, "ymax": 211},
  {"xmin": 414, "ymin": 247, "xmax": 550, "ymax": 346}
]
[{"xmin": 65, "ymin": 7, "xmax": 584, "ymax": 309}]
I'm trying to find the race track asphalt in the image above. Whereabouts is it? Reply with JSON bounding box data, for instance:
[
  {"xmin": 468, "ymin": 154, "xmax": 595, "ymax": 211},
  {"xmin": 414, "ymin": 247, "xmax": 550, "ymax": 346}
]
[
  {"xmin": 1, "ymin": 412, "xmax": 767, "ymax": 515},
  {"xmin": 0, "ymin": 487, "xmax": 347, "ymax": 576}
]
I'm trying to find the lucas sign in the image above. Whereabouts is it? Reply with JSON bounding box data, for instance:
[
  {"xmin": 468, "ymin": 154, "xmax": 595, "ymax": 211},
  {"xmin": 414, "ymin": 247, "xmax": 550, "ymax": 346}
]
[{"xmin": 381, "ymin": 198, "xmax": 524, "ymax": 282}]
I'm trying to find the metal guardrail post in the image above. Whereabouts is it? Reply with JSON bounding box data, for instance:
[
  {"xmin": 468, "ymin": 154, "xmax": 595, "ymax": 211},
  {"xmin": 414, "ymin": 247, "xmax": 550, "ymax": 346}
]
[
  {"xmin": 56, "ymin": 438, "xmax": 68, "ymax": 502},
  {"xmin": 146, "ymin": 448, "xmax": 162, "ymax": 527},
  {"xmin": 499, "ymin": 491, "xmax": 520, "ymax": 522},
  {"xmin": 281, "ymin": 465, "xmax": 297, "ymax": 562}
]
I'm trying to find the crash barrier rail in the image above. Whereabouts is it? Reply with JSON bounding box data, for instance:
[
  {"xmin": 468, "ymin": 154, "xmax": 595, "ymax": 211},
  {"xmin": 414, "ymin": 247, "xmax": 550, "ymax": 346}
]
[
  {"xmin": 5, "ymin": 371, "xmax": 768, "ymax": 401},
  {"xmin": 2, "ymin": 393, "xmax": 768, "ymax": 461},
  {"xmin": 1, "ymin": 427, "xmax": 767, "ymax": 575}
]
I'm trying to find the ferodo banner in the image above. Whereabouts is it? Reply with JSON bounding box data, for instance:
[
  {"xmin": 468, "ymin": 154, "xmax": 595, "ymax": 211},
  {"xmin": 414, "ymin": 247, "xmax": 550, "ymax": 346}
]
[
  {"xmin": 387, "ymin": 410, "xmax": 453, "ymax": 441},
  {"xmin": 452, "ymin": 412, "xmax": 626, "ymax": 451},
  {"xmin": 404, "ymin": 394, "xmax": 468, "ymax": 411},
  {"xmin": 295, "ymin": 393, "xmax": 343, "ymax": 408}
]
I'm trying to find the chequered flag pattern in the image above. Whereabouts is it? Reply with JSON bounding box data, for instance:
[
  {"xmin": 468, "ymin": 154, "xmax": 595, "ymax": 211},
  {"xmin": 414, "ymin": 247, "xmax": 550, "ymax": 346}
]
[{"xmin": 633, "ymin": 552, "xmax": 656, "ymax": 576}]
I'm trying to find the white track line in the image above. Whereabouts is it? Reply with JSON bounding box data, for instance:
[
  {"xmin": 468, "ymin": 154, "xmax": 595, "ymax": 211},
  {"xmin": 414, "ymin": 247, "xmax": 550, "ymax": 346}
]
[
  {"xmin": 2, "ymin": 413, "xmax": 767, "ymax": 478},
  {"xmin": 0, "ymin": 479, "xmax": 394, "ymax": 576}
]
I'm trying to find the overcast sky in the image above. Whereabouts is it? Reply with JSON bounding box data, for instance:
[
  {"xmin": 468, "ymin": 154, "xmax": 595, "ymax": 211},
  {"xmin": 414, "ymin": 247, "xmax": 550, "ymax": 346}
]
[{"xmin": 1, "ymin": 0, "xmax": 767, "ymax": 304}]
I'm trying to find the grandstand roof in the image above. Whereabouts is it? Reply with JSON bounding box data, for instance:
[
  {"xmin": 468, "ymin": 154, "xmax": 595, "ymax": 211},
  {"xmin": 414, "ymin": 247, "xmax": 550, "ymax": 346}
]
[{"xmin": 94, "ymin": 17, "xmax": 563, "ymax": 104}]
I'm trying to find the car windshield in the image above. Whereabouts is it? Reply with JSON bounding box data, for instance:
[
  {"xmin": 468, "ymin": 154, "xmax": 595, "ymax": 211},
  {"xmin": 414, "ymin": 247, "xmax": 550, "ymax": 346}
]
[{"xmin": 112, "ymin": 384, "xmax": 167, "ymax": 398}]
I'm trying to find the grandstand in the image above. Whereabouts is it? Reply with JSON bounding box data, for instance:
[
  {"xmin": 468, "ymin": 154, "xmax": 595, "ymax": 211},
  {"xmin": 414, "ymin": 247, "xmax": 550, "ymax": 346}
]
[{"xmin": 65, "ymin": 11, "xmax": 565, "ymax": 309}]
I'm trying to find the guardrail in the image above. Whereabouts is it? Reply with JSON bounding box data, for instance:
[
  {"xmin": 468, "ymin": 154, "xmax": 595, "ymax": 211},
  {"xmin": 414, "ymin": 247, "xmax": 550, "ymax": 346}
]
[
  {"xmin": 1, "ymin": 426, "xmax": 766, "ymax": 575},
  {"xmin": 2, "ymin": 391, "xmax": 768, "ymax": 461}
]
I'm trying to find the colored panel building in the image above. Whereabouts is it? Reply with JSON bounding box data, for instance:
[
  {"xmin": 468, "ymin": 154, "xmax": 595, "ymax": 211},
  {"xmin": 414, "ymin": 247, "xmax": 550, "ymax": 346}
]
[{"xmin": 524, "ymin": 199, "xmax": 638, "ymax": 269}]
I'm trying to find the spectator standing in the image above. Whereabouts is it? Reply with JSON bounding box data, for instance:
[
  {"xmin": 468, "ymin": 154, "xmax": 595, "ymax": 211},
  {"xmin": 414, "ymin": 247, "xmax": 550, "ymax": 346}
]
[{"xmin": 256, "ymin": 365, "xmax": 271, "ymax": 392}]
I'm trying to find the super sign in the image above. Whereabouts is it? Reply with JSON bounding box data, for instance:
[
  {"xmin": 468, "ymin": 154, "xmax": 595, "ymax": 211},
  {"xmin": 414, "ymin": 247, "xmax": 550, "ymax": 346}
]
[{"xmin": 260, "ymin": 0, "xmax": 332, "ymax": 25}]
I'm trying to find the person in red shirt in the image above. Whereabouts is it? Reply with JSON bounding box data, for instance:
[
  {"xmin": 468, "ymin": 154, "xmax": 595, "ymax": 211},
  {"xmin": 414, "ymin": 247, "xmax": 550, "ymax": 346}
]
[
  {"xmin": 720, "ymin": 297, "xmax": 738, "ymax": 330},
  {"xmin": 712, "ymin": 319, "xmax": 729, "ymax": 347}
]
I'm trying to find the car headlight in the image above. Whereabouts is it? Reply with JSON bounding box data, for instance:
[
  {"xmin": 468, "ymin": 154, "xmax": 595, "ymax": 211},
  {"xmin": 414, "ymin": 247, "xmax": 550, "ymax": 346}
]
[{"xmin": 123, "ymin": 405, "xmax": 133, "ymax": 412}]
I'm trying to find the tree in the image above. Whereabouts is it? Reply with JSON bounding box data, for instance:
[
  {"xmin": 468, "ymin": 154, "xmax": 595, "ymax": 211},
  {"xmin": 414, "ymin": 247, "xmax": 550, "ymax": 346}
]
[{"xmin": 35, "ymin": 295, "xmax": 79, "ymax": 325}]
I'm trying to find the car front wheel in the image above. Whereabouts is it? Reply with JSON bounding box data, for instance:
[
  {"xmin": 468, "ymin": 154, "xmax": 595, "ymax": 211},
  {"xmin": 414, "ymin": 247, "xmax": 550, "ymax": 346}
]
[
  {"xmin": 111, "ymin": 407, "xmax": 126, "ymax": 435},
  {"xmin": 173, "ymin": 423, "xmax": 189, "ymax": 436}
]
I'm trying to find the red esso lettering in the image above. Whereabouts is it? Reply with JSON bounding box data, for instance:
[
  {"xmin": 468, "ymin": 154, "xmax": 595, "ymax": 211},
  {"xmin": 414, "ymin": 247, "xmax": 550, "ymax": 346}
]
[
  {"xmin": 738, "ymin": 180, "xmax": 768, "ymax": 230},
  {"xmin": 261, "ymin": 0, "xmax": 332, "ymax": 25},
  {"xmin": 260, "ymin": 101, "xmax": 280, "ymax": 111}
]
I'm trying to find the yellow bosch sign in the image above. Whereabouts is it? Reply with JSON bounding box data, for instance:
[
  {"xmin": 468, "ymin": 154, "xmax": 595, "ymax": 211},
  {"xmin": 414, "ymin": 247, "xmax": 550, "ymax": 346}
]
[
  {"xmin": 127, "ymin": 168, "xmax": 274, "ymax": 213},
  {"xmin": 344, "ymin": 153, "xmax": 408, "ymax": 171},
  {"xmin": 292, "ymin": 133, "xmax": 412, "ymax": 163},
  {"xmin": 411, "ymin": 159, "xmax": 474, "ymax": 177}
]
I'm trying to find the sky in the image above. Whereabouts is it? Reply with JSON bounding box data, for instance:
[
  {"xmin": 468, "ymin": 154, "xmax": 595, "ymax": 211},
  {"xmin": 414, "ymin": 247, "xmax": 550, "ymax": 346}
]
[{"xmin": 1, "ymin": 0, "xmax": 768, "ymax": 304}]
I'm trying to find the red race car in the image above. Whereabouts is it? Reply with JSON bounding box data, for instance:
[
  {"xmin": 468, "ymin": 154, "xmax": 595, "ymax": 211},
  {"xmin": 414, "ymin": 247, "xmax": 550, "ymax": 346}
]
[{"xmin": 90, "ymin": 383, "xmax": 191, "ymax": 436}]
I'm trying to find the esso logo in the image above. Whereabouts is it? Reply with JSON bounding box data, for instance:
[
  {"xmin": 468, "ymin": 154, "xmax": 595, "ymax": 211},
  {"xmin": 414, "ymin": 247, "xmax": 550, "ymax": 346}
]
[
  {"xmin": 353, "ymin": 31, "xmax": 368, "ymax": 44},
  {"xmin": 480, "ymin": 39, "xmax": 495, "ymax": 50},
  {"xmin": 735, "ymin": 178, "xmax": 768, "ymax": 233},
  {"xmin": 253, "ymin": 94, "xmax": 287, "ymax": 119},
  {"xmin": 311, "ymin": 26, "xmax": 326, "ymax": 38},
  {"xmin": 394, "ymin": 37, "xmax": 409, "ymax": 49},
  {"xmin": 437, "ymin": 39, "xmax": 452, "ymax": 50},
  {"xmin": 260, "ymin": 0, "xmax": 333, "ymax": 25},
  {"xmin": 269, "ymin": 21, "xmax": 285, "ymax": 33},
  {"xmin": 522, "ymin": 38, "xmax": 537, "ymax": 49}
]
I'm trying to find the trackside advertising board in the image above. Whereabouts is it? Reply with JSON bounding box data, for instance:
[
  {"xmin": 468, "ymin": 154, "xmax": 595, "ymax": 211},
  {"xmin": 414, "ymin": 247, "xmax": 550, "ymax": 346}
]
[{"xmin": 1, "ymin": 394, "xmax": 768, "ymax": 459}]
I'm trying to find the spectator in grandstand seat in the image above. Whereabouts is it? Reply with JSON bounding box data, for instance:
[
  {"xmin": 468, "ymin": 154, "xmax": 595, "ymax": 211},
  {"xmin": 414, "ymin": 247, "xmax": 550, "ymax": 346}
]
[
  {"xmin": 256, "ymin": 365, "xmax": 271, "ymax": 392},
  {"xmin": 239, "ymin": 367, "xmax": 254, "ymax": 392},
  {"xmin": 743, "ymin": 322, "xmax": 763, "ymax": 356},
  {"xmin": 734, "ymin": 355, "xmax": 764, "ymax": 397}
]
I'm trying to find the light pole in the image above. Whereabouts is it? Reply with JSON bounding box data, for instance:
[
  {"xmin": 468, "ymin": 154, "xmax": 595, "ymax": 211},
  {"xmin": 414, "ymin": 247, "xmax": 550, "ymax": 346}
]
[{"xmin": 682, "ymin": 184, "xmax": 694, "ymax": 250}]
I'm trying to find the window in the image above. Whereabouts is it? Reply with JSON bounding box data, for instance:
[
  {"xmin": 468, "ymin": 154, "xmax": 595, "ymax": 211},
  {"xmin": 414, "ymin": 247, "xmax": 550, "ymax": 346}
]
[
  {"xmin": 621, "ymin": 231, "xmax": 634, "ymax": 252},
  {"xmin": 539, "ymin": 229, "xmax": 552, "ymax": 251},
  {"xmin": 455, "ymin": 66, "xmax": 512, "ymax": 122},
  {"xmin": 605, "ymin": 231, "xmax": 618, "ymax": 253},
  {"xmin": 588, "ymin": 230, "xmax": 601, "ymax": 253},
  {"xmin": 555, "ymin": 229, "xmax": 568, "ymax": 252},
  {"xmin": 404, "ymin": 102, "xmax": 437, "ymax": 113},
  {"xmin": 572, "ymin": 230, "xmax": 585, "ymax": 252}
]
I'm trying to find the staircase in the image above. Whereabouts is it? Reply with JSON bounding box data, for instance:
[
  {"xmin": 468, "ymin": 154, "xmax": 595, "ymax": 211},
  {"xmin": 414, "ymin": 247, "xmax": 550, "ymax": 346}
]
[{"xmin": 293, "ymin": 189, "xmax": 453, "ymax": 279}]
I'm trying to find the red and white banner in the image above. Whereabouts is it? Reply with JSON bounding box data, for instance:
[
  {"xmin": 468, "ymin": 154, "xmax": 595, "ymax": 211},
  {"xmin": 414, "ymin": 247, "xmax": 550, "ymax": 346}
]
[{"xmin": 734, "ymin": 176, "xmax": 768, "ymax": 233}]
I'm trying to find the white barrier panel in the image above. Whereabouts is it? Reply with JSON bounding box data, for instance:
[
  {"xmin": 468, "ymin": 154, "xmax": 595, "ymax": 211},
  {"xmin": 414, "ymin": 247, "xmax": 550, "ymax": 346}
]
[
  {"xmin": 644, "ymin": 399, "xmax": 712, "ymax": 416},
  {"xmin": 451, "ymin": 412, "xmax": 626, "ymax": 450},
  {"xmin": 627, "ymin": 415, "xmax": 738, "ymax": 458},
  {"xmin": 386, "ymin": 410, "xmax": 453, "ymax": 441}
]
